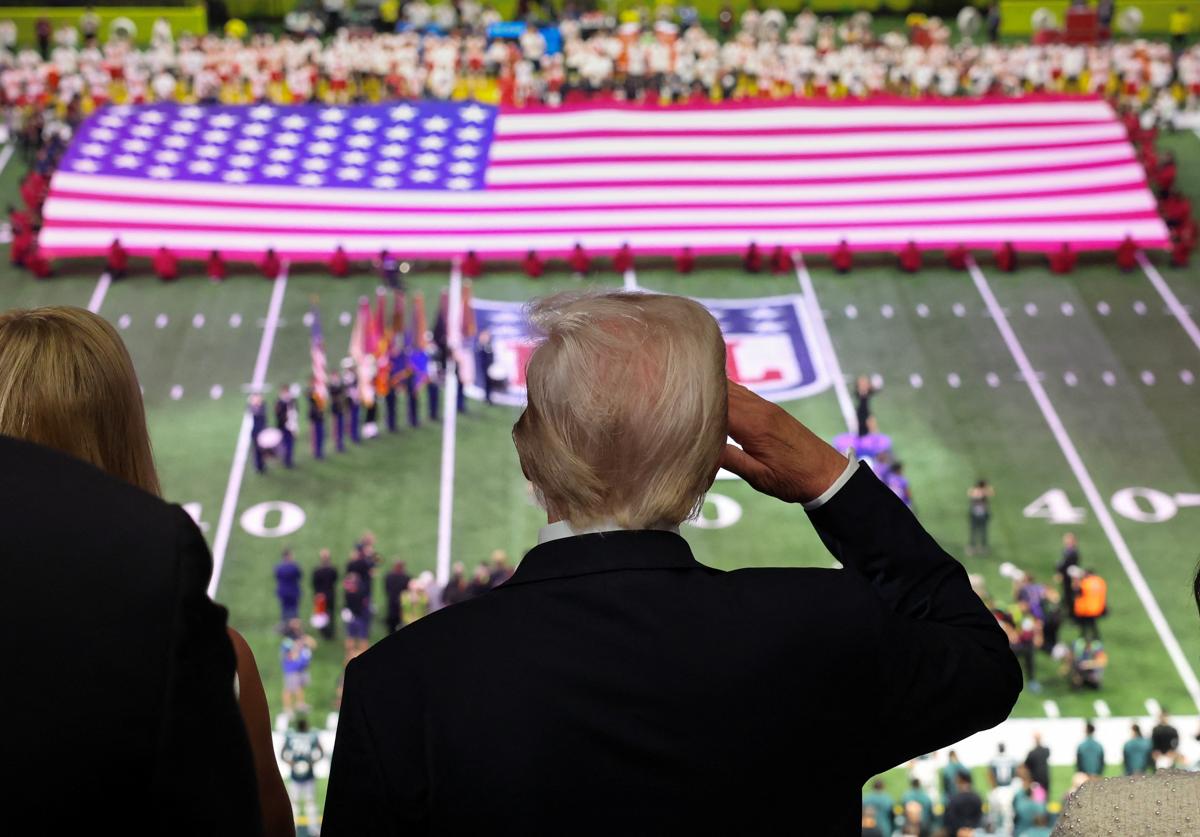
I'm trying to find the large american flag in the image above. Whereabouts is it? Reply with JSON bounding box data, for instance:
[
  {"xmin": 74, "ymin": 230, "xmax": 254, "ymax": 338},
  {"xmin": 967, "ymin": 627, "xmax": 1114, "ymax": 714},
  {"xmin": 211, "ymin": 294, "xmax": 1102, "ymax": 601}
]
[{"xmin": 40, "ymin": 95, "xmax": 1168, "ymax": 260}]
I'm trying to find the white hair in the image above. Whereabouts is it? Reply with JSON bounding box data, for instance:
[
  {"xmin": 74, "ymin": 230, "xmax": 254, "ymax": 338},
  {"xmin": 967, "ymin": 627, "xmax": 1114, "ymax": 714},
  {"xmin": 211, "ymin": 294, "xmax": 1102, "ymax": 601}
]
[{"xmin": 512, "ymin": 291, "xmax": 727, "ymax": 530}]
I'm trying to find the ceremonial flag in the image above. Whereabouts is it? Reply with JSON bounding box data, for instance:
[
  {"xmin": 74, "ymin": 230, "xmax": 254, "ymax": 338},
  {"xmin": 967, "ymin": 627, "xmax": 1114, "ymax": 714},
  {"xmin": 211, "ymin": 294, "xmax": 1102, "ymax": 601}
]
[
  {"xmin": 351, "ymin": 295, "xmax": 375, "ymax": 407},
  {"xmin": 309, "ymin": 302, "xmax": 328, "ymax": 410},
  {"xmin": 40, "ymin": 97, "xmax": 1169, "ymax": 258}
]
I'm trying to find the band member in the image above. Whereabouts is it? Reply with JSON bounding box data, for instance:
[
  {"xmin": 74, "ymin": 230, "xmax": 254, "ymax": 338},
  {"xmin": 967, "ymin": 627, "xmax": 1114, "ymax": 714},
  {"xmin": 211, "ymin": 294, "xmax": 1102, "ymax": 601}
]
[
  {"xmin": 107, "ymin": 238, "xmax": 128, "ymax": 279},
  {"xmin": 946, "ymin": 244, "xmax": 968, "ymax": 270},
  {"xmin": 329, "ymin": 373, "xmax": 348, "ymax": 452},
  {"xmin": 308, "ymin": 379, "xmax": 326, "ymax": 460},
  {"xmin": 568, "ymin": 243, "xmax": 591, "ymax": 276},
  {"xmin": 613, "ymin": 242, "xmax": 634, "ymax": 274},
  {"xmin": 261, "ymin": 248, "xmax": 283, "ymax": 280},
  {"xmin": 1115, "ymin": 235, "xmax": 1138, "ymax": 272},
  {"xmin": 330, "ymin": 245, "xmax": 351, "ymax": 278},
  {"xmin": 743, "ymin": 241, "xmax": 762, "ymax": 273},
  {"xmin": 769, "ymin": 245, "xmax": 794, "ymax": 275},
  {"xmin": 995, "ymin": 241, "xmax": 1017, "ymax": 273},
  {"xmin": 675, "ymin": 246, "xmax": 695, "ymax": 274},
  {"xmin": 522, "ymin": 249, "xmax": 544, "ymax": 278},
  {"xmin": 206, "ymin": 249, "xmax": 227, "ymax": 282},
  {"xmin": 463, "ymin": 250, "xmax": 483, "ymax": 279},
  {"xmin": 899, "ymin": 240, "xmax": 921, "ymax": 273},
  {"xmin": 275, "ymin": 385, "xmax": 298, "ymax": 468},
  {"xmin": 249, "ymin": 393, "xmax": 268, "ymax": 474},
  {"xmin": 1049, "ymin": 242, "xmax": 1077, "ymax": 275},
  {"xmin": 153, "ymin": 246, "xmax": 178, "ymax": 282},
  {"xmin": 831, "ymin": 239, "xmax": 852, "ymax": 274}
]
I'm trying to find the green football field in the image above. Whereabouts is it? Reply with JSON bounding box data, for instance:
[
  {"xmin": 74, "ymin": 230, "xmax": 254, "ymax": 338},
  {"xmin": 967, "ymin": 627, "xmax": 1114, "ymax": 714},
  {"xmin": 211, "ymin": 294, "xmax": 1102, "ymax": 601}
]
[{"xmin": 3, "ymin": 130, "xmax": 1200, "ymax": 813}]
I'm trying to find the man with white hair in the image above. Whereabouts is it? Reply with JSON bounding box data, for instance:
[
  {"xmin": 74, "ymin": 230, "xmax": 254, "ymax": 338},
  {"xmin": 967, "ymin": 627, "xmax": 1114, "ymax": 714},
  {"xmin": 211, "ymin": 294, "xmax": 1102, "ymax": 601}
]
[{"xmin": 323, "ymin": 291, "xmax": 1021, "ymax": 834}]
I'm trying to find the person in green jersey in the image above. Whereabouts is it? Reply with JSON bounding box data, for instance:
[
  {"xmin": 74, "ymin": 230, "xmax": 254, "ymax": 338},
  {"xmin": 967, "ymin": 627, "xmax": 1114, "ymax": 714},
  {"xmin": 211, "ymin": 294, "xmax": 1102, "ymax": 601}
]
[
  {"xmin": 862, "ymin": 779, "xmax": 895, "ymax": 837},
  {"xmin": 1123, "ymin": 723, "xmax": 1153, "ymax": 775},
  {"xmin": 1076, "ymin": 721, "xmax": 1106, "ymax": 777}
]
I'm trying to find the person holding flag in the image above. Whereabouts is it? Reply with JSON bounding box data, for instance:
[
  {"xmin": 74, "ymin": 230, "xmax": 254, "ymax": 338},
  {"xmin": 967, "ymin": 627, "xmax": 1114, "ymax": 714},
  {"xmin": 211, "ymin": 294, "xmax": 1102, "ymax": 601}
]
[
  {"xmin": 371, "ymin": 290, "xmax": 393, "ymax": 436},
  {"xmin": 309, "ymin": 300, "xmax": 328, "ymax": 455},
  {"xmin": 403, "ymin": 291, "xmax": 431, "ymax": 427},
  {"xmin": 386, "ymin": 291, "xmax": 406, "ymax": 433},
  {"xmin": 349, "ymin": 296, "xmax": 378, "ymax": 438}
]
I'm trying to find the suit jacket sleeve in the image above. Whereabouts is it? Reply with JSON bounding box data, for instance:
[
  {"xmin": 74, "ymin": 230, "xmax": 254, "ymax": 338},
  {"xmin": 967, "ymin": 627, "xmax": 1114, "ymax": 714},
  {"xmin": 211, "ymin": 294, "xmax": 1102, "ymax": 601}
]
[
  {"xmin": 807, "ymin": 465, "xmax": 1022, "ymax": 773},
  {"xmin": 153, "ymin": 506, "xmax": 263, "ymax": 836},
  {"xmin": 323, "ymin": 655, "xmax": 421, "ymax": 836}
]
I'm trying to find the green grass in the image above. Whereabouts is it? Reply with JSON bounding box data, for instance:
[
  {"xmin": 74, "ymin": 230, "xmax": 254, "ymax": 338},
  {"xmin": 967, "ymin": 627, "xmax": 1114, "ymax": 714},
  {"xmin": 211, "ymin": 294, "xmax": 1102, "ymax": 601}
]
[{"xmin": 2, "ymin": 129, "xmax": 1200, "ymax": 822}]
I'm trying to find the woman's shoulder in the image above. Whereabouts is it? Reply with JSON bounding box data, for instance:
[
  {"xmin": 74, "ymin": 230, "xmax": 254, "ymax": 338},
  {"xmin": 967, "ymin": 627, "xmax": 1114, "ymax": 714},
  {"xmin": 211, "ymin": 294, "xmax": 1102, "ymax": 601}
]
[{"xmin": 1053, "ymin": 770, "xmax": 1200, "ymax": 835}]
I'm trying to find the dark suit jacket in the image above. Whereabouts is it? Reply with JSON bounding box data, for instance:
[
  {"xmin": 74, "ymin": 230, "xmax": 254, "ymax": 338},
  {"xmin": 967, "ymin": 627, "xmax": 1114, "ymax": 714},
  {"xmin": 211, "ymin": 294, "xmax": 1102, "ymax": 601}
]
[
  {"xmin": 0, "ymin": 435, "xmax": 262, "ymax": 836},
  {"xmin": 323, "ymin": 465, "xmax": 1021, "ymax": 835}
]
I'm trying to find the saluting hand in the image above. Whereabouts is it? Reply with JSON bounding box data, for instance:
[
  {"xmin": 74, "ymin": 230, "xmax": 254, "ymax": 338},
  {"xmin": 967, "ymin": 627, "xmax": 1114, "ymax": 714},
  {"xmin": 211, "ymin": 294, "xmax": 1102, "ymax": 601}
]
[{"xmin": 718, "ymin": 380, "xmax": 849, "ymax": 505}]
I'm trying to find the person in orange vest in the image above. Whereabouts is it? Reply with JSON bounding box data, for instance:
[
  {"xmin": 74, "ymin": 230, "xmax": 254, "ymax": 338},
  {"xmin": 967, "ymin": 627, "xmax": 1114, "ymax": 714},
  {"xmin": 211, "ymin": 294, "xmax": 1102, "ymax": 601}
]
[
  {"xmin": 261, "ymin": 248, "xmax": 282, "ymax": 280},
  {"xmin": 613, "ymin": 242, "xmax": 634, "ymax": 274},
  {"xmin": 567, "ymin": 242, "xmax": 590, "ymax": 276},
  {"xmin": 831, "ymin": 239, "xmax": 852, "ymax": 274},
  {"xmin": 107, "ymin": 238, "xmax": 129, "ymax": 279},
  {"xmin": 946, "ymin": 244, "xmax": 968, "ymax": 270},
  {"xmin": 1049, "ymin": 242, "xmax": 1077, "ymax": 275},
  {"xmin": 206, "ymin": 250, "xmax": 227, "ymax": 282},
  {"xmin": 10, "ymin": 224, "xmax": 34, "ymax": 267},
  {"xmin": 995, "ymin": 241, "xmax": 1017, "ymax": 273},
  {"xmin": 153, "ymin": 246, "xmax": 179, "ymax": 281},
  {"xmin": 743, "ymin": 241, "xmax": 762, "ymax": 274},
  {"xmin": 898, "ymin": 240, "xmax": 921, "ymax": 273},
  {"xmin": 675, "ymin": 246, "xmax": 695, "ymax": 275},
  {"xmin": 1115, "ymin": 235, "xmax": 1138, "ymax": 272},
  {"xmin": 1070, "ymin": 567, "xmax": 1107, "ymax": 642},
  {"xmin": 463, "ymin": 250, "xmax": 483, "ymax": 279},
  {"xmin": 522, "ymin": 249, "xmax": 544, "ymax": 278},
  {"xmin": 769, "ymin": 245, "xmax": 794, "ymax": 275},
  {"xmin": 27, "ymin": 245, "xmax": 52, "ymax": 279},
  {"xmin": 330, "ymin": 245, "xmax": 351, "ymax": 278}
]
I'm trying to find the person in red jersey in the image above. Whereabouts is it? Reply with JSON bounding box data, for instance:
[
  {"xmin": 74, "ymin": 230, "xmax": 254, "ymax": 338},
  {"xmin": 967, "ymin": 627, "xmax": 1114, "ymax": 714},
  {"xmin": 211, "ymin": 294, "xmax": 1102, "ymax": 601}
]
[
  {"xmin": 769, "ymin": 245, "xmax": 794, "ymax": 275},
  {"xmin": 1161, "ymin": 191, "xmax": 1192, "ymax": 229},
  {"xmin": 522, "ymin": 249, "xmax": 544, "ymax": 278},
  {"xmin": 1115, "ymin": 235, "xmax": 1138, "ymax": 272},
  {"xmin": 898, "ymin": 241, "xmax": 921, "ymax": 273},
  {"xmin": 153, "ymin": 246, "xmax": 178, "ymax": 282},
  {"xmin": 1154, "ymin": 154, "xmax": 1177, "ymax": 193},
  {"xmin": 568, "ymin": 242, "xmax": 590, "ymax": 276},
  {"xmin": 995, "ymin": 241, "xmax": 1017, "ymax": 273},
  {"xmin": 613, "ymin": 242, "xmax": 634, "ymax": 274},
  {"xmin": 10, "ymin": 224, "xmax": 34, "ymax": 267},
  {"xmin": 675, "ymin": 246, "xmax": 695, "ymax": 274},
  {"xmin": 107, "ymin": 238, "xmax": 128, "ymax": 279},
  {"xmin": 1049, "ymin": 243, "xmax": 1077, "ymax": 275},
  {"xmin": 261, "ymin": 248, "xmax": 282, "ymax": 280},
  {"xmin": 8, "ymin": 205, "xmax": 31, "ymax": 236},
  {"xmin": 20, "ymin": 171, "xmax": 47, "ymax": 215},
  {"xmin": 463, "ymin": 250, "xmax": 483, "ymax": 279},
  {"xmin": 831, "ymin": 239, "xmax": 852, "ymax": 274},
  {"xmin": 206, "ymin": 250, "xmax": 227, "ymax": 282},
  {"xmin": 946, "ymin": 244, "xmax": 968, "ymax": 270},
  {"xmin": 330, "ymin": 246, "xmax": 351, "ymax": 278},
  {"xmin": 1140, "ymin": 142, "xmax": 1158, "ymax": 174},
  {"xmin": 1171, "ymin": 235, "xmax": 1190, "ymax": 267},
  {"xmin": 27, "ymin": 245, "xmax": 52, "ymax": 279},
  {"xmin": 743, "ymin": 241, "xmax": 762, "ymax": 274}
]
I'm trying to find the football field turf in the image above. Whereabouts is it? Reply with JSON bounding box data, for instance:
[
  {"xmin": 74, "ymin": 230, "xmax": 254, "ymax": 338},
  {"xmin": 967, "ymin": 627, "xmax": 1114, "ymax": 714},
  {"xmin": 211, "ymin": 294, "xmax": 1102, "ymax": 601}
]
[{"xmin": 4, "ymin": 133, "xmax": 1200, "ymax": 792}]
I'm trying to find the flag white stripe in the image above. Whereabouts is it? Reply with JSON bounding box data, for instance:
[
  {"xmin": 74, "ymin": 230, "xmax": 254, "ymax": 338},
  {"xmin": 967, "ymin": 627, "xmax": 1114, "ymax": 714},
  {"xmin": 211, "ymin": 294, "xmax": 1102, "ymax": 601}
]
[
  {"xmin": 495, "ymin": 101, "xmax": 1117, "ymax": 133},
  {"xmin": 44, "ymin": 190, "xmax": 1158, "ymax": 230},
  {"xmin": 482, "ymin": 145, "xmax": 1134, "ymax": 185},
  {"xmin": 47, "ymin": 163, "xmax": 1148, "ymax": 207},
  {"xmin": 39, "ymin": 220, "xmax": 1171, "ymax": 253},
  {"xmin": 488, "ymin": 124, "xmax": 1127, "ymax": 160}
]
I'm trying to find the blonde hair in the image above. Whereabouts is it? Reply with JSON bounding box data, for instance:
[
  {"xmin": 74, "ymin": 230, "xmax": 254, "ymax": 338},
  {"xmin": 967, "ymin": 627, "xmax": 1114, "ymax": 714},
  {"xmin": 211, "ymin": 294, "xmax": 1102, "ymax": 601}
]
[
  {"xmin": 513, "ymin": 291, "xmax": 727, "ymax": 530},
  {"xmin": 0, "ymin": 306, "xmax": 160, "ymax": 496}
]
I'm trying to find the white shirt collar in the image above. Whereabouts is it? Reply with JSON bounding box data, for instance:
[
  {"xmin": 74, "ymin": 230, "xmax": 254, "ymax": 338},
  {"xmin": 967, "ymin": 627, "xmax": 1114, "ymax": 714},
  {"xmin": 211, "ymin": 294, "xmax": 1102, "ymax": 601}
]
[{"xmin": 537, "ymin": 519, "xmax": 681, "ymax": 545}]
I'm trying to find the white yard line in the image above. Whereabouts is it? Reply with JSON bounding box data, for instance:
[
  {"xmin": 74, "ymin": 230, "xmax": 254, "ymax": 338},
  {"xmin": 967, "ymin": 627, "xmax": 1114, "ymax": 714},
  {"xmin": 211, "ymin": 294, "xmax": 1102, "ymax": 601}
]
[
  {"xmin": 794, "ymin": 253, "xmax": 857, "ymax": 433},
  {"xmin": 86, "ymin": 272, "xmax": 111, "ymax": 313},
  {"xmin": 435, "ymin": 263, "xmax": 463, "ymax": 589},
  {"xmin": 0, "ymin": 144, "xmax": 14, "ymax": 178},
  {"xmin": 208, "ymin": 267, "xmax": 289, "ymax": 598},
  {"xmin": 1137, "ymin": 252, "xmax": 1200, "ymax": 354},
  {"xmin": 623, "ymin": 268, "xmax": 639, "ymax": 290},
  {"xmin": 968, "ymin": 256, "xmax": 1200, "ymax": 712}
]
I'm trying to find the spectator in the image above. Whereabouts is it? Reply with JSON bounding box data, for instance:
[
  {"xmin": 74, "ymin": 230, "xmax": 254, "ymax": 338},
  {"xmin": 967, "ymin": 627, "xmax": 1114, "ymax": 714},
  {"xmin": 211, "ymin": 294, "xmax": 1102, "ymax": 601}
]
[
  {"xmin": 467, "ymin": 563, "xmax": 493, "ymax": 598},
  {"xmin": 442, "ymin": 561, "xmax": 469, "ymax": 606},
  {"xmin": 1076, "ymin": 721, "xmax": 1105, "ymax": 777},
  {"xmin": 941, "ymin": 750, "xmax": 972, "ymax": 801},
  {"xmin": 311, "ymin": 549, "xmax": 339, "ymax": 640},
  {"xmin": 0, "ymin": 307, "xmax": 291, "ymax": 836},
  {"xmin": 384, "ymin": 559, "xmax": 411, "ymax": 634},
  {"xmin": 489, "ymin": 549, "xmax": 513, "ymax": 586},
  {"xmin": 323, "ymin": 292, "xmax": 1021, "ymax": 833},
  {"xmin": 274, "ymin": 548, "xmax": 302, "ymax": 626},
  {"xmin": 1124, "ymin": 723, "xmax": 1153, "ymax": 775},
  {"xmin": 342, "ymin": 572, "xmax": 370, "ymax": 662},
  {"xmin": 401, "ymin": 576, "xmax": 431, "ymax": 625}
]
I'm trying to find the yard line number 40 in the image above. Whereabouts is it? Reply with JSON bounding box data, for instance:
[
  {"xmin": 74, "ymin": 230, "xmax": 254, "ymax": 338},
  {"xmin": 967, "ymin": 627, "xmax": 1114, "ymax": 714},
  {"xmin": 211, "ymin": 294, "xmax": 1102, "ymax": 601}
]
[{"xmin": 1024, "ymin": 487, "xmax": 1200, "ymax": 525}]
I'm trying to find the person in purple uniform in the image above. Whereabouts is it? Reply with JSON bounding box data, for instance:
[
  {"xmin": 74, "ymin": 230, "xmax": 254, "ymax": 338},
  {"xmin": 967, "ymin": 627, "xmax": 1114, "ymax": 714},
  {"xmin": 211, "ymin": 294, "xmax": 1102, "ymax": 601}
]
[
  {"xmin": 883, "ymin": 462, "xmax": 913, "ymax": 508},
  {"xmin": 275, "ymin": 548, "xmax": 303, "ymax": 626}
]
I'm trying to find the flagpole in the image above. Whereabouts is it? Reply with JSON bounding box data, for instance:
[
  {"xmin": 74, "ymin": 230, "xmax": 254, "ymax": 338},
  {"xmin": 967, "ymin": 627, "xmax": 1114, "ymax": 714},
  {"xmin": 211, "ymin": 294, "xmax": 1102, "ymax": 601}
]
[{"xmin": 435, "ymin": 261, "xmax": 463, "ymax": 591}]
